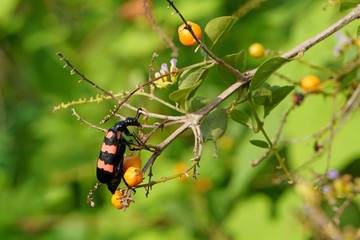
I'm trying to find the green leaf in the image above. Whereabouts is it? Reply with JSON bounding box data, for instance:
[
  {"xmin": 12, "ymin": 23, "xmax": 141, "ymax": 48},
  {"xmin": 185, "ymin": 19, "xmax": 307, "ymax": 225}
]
[
  {"xmin": 169, "ymin": 80, "xmax": 203, "ymax": 104},
  {"xmin": 189, "ymin": 96, "xmax": 211, "ymax": 112},
  {"xmin": 263, "ymin": 85, "xmax": 294, "ymax": 117},
  {"xmin": 248, "ymin": 57, "xmax": 289, "ymax": 93},
  {"xmin": 341, "ymin": 67, "xmax": 360, "ymax": 88},
  {"xmin": 201, "ymin": 109, "xmax": 228, "ymax": 141},
  {"xmin": 203, "ymin": 16, "xmax": 238, "ymax": 51},
  {"xmin": 217, "ymin": 51, "xmax": 246, "ymax": 84},
  {"xmin": 343, "ymin": 45, "xmax": 359, "ymax": 64},
  {"xmin": 339, "ymin": 0, "xmax": 360, "ymax": 12},
  {"xmin": 170, "ymin": 68, "xmax": 208, "ymax": 104},
  {"xmin": 357, "ymin": 25, "xmax": 360, "ymax": 39},
  {"xmin": 252, "ymin": 83, "xmax": 273, "ymax": 105},
  {"xmin": 230, "ymin": 109, "xmax": 253, "ymax": 129},
  {"xmin": 178, "ymin": 67, "xmax": 208, "ymax": 90},
  {"xmin": 250, "ymin": 140, "xmax": 269, "ymax": 149}
]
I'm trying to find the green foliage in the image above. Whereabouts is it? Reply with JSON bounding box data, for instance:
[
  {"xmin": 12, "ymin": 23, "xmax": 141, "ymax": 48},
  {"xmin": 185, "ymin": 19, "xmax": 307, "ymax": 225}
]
[
  {"xmin": 200, "ymin": 108, "xmax": 228, "ymax": 141},
  {"xmin": 217, "ymin": 50, "xmax": 246, "ymax": 84},
  {"xmin": 1, "ymin": 0, "xmax": 360, "ymax": 239},
  {"xmin": 203, "ymin": 16, "xmax": 238, "ymax": 50},
  {"xmin": 260, "ymin": 85, "xmax": 295, "ymax": 118},
  {"xmin": 339, "ymin": 0, "xmax": 360, "ymax": 12},
  {"xmin": 248, "ymin": 57, "xmax": 290, "ymax": 93},
  {"xmin": 189, "ymin": 96, "xmax": 211, "ymax": 112},
  {"xmin": 169, "ymin": 67, "xmax": 208, "ymax": 104},
  {"xmin": 230, "ymin": 109, "xmax": 253, "ymax": 129},
  {"xmin": 249, "ymin": 139, "xmax": 269, "ymax": 149}
]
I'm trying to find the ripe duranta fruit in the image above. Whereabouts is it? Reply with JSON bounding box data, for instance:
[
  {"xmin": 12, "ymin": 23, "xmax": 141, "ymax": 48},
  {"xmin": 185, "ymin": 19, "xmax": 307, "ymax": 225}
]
[
  {"xmin": 122, "ymin": 156, "xmax": 142, "ymax": 174},
  {"xmin": 178, "ymin": 21, "xmax": 202, "ymax": 46},
  {"xmin": 111, "ymin": 190, "xmax": 130, "ymax": 209},
  {"xmin": 249, "ymin": 43, "xmax": 265, "ymax": 58},
  {"xmin": 124, "ymin": 167, "xmax": 143, "ymax": 186},
  {"xmin": 301, "ymin": 75, "xmax": 320, "ymax": 92}
]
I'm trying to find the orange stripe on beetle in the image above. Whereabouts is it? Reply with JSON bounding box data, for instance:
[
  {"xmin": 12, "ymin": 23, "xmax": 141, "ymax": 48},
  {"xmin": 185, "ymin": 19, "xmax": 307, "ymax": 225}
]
[
  {"xmin": 105, "ymin": 131, "xmax": 114, "ymax": 139},
  {"xmin": 105, "ymin": 131, "xmax": 121, "ymax": 140},
  {"xmin": 97, "ymin": 159, "xmax": 114, "ymax": 172},
  {"xmin": 101, "ymin": 142, "xmax": 117, "ymax": 154}
]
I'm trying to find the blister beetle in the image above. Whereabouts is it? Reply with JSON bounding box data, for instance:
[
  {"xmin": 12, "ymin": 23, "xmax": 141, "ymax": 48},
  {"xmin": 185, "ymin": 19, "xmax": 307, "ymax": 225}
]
[{"xmin": 96, "ymin": 109, "xmax": 143, "ymax": 194}]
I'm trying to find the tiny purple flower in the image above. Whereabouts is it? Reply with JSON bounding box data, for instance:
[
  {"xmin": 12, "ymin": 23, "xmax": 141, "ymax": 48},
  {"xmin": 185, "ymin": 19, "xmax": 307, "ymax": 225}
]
[
  {"xmin": 335, "ymin": 32, "xmax": 344, "ymax": 40},
  {"xmin": 334, "ymin": 45, "xmax": 342, "ymax": 52},
  {"xmin": 333, "ymin": 45, "xmax": 342, "ymax": 57},
  {"xmin": 170, "ymin": 58, "xmax": 177, "ymax": 68},
  {"xmin": 160, "ymin": 63, "xmax": 168, "ymax": 74},
  {"xmin": 343, "ymin": 37, "xmax": 353, "ymax": 45},
  {"xmin": 327, "ymin": 169, "xmax": 339, "ymax": 180}
]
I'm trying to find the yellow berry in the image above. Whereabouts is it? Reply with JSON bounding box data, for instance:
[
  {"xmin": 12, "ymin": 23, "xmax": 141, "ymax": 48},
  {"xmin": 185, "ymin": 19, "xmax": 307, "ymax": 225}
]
[
  {"xmin": 301, "ymin": 75, "xmax": 320, "ymax": 92},
  {"xmin": 249, "ymin": 43, "xmax": 265, "ymax": 58}
]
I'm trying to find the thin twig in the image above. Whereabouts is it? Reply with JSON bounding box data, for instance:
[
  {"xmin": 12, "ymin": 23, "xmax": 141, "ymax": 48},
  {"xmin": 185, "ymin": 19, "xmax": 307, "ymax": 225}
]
[
  {"xmin": 251, "ymin": 103, "xmax": 296, "ymax": 166},
  {"xmin": 166, "ymin": 0, "xmax": 245, "ymax": 81},
  {"xmin": 148, "ymin": 52, "xmax": 158, "ymax": 81},
  {"xmin": 331, "ymin": 192, "xmax": 356, "ymax": 225},
  {"xmin": 71, "ymin": 108, "xmax": 107, "ymax": 132},
  {"xmin": 100, "ymin": 71, "xmax": 179, "ymax": 124},
  {"xmin": 144, "ymin": 0, "xmax": 178, "ymax": 57},
  {"xmin": 56, "ymin": 52, "xmax": 121, "ymax": 104}
]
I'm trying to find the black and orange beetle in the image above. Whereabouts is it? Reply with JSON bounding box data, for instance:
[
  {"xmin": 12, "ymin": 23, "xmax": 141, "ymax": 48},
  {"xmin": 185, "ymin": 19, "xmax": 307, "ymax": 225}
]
[{"xmin": 97, "ymin": 109, "xmax": 142, "ymax": 194}]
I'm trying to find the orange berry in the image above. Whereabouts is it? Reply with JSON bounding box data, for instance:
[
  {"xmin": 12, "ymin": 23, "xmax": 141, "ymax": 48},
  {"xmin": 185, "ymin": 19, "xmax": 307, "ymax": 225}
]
[
  {"xmin": 111, "ymin": 190, "xmax": 130, "ymax": 209},
  {"xmin": 178, "ymin": 21, "xmax": 202, "ymax": 46},
  {"xmin": 124, "ymin": 167, "xmax": 143, "ymax": 186},
  {"xmin": 249, "ymin": 43, "xmax": 265, "ymax": 58},
  {"xmin": 301, "ymin": 75, "xmax": 321, "ymax": 91},
  {"xmin": 122, "ymin": 156, "xmax": 142, "ymax": 174},
  {"xmin": 195, "ymin": 176, "xmax": 213, "ymax": 192}
]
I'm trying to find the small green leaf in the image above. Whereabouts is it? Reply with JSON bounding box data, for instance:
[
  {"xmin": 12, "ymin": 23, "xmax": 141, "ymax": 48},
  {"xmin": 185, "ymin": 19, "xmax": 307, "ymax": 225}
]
[
  {"xmin": 230, "ymin": 109, "xmax": 253, "ymax": 129},
  {"xmin": 170, "ymin": 68, "xmax": 208, "ymax": 104},
  {"xmin": 179, "ymin": 68, "xmax": 208, "ymax": 90},
  {"xmin": 343, "ymin": 45, "xmax": 359, "ymax": 64},
  {"xmin": 263, "ymin": 85, "xmax": 294, "ymax": 117},
  {"xmin": 189, "ymin": 96, "xmax": 211, "ymax": 112},
  {"xmin": 169, "ymin": 80, "xmax": 203, "ymax": 104},
  {"xmin": 201, "ymin": 109, "xmax": 228, "ymax": 141},
  {"xmin": 252, "ymin": 83, "xmax": 273, "ymax": 105},
  {"xmin": 203, "ymin": 16, "xmax": 238, "ymax": 50},
  {"xmin": 217, "ymin": 51, "xmax": 246, "ymax": 84},
  {"xmin": 250, "ymin": 140, "xmax": 269, "ymax": 149},
  {"xmin": 248, "ymin": 57, "xmax": 289, "ymax": 93},
  {"xmin": 357, "ymin": 25, "xmax": 360, "ymax": 39},
  {"xmin": 339, "ymin": 0, "xmax": 360, "ymax": 12},
  {"xmin": 341, "ymin": 67, "xmax": 360, "ymax": 88}
]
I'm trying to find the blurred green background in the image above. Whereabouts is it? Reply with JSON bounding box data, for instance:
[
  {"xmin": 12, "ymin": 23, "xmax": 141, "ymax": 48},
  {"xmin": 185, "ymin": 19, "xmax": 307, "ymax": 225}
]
[{"xmin": 1, "ymin": 0, "xmax": 360, "ymax": 239}]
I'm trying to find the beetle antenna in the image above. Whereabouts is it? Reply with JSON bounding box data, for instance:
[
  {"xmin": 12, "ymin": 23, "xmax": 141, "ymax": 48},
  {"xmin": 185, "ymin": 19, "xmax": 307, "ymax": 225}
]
[{"xmin": 135, "ymin": 108, "xmax": 142, "ymax": 119}]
